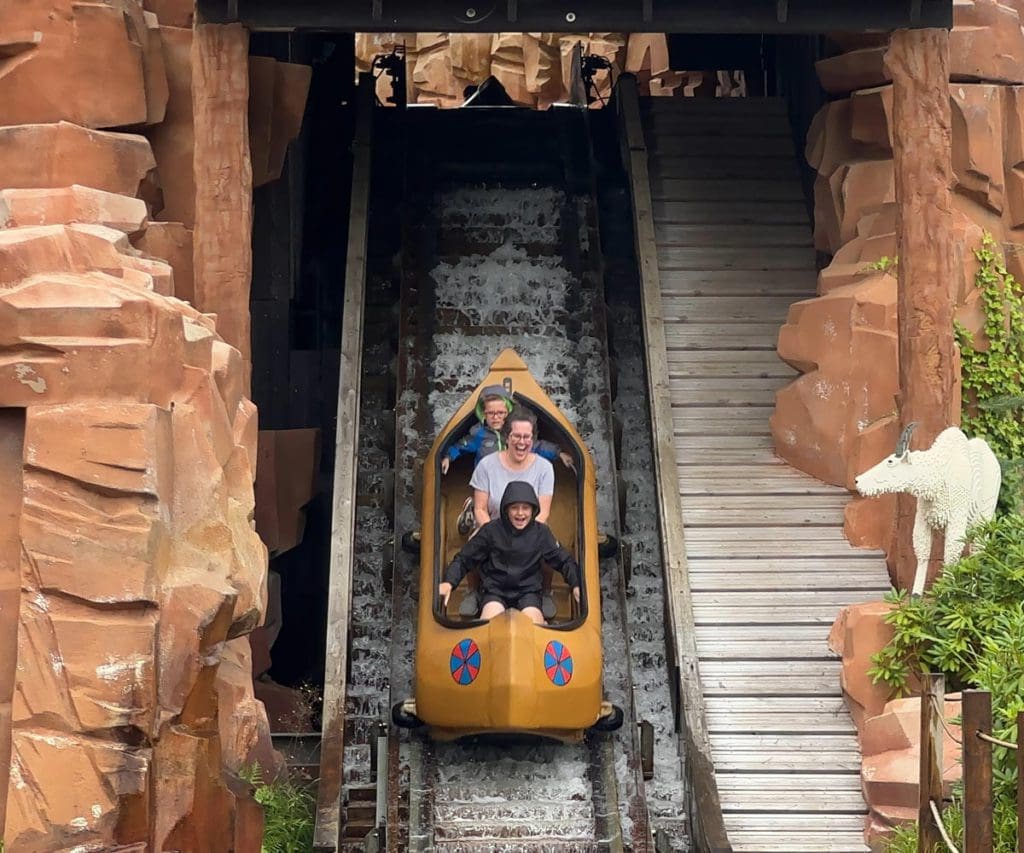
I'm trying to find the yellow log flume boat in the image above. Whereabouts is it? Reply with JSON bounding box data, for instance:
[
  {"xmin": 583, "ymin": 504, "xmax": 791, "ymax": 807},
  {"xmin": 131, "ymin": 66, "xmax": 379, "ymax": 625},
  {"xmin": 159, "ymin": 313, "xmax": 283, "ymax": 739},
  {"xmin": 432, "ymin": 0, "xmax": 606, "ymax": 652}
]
[{"xmin": 392, "ymin": 349, "xmax": 623, "ymax": 742}]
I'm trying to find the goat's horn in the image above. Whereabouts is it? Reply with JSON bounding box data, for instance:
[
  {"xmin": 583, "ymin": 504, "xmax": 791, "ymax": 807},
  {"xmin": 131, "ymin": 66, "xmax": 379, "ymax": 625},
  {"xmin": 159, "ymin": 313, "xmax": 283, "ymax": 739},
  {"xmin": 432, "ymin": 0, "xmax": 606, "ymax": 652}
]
[{"xmin": 894, "ymin": 421, "xmax": 918, "ymax": 456}]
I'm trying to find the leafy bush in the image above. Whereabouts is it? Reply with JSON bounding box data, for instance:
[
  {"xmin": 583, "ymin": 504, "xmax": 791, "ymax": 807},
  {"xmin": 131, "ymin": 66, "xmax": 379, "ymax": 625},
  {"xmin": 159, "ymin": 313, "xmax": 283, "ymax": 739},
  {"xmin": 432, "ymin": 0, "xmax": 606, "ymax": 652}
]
[
  {"xmin": 239, "ymin": 765, "xmax": 316, "ymax": 853},
  {"xmin": 872, "ymin": 513, "xmax": 1024, "ymax": 852},
  {"xmin": 869, "ymin": 514, "xmax": 1024, "ymax": 693}
]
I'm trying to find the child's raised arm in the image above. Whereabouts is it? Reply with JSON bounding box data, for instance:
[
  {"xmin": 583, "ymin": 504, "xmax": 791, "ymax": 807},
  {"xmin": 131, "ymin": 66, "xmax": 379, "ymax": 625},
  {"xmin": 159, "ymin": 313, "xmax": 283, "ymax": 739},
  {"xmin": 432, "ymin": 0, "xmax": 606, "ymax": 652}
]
[
  {"xmin": 441, "ymin": 424, "xmax": 485, "ymax": 474},
  {"xmin": 441, "ymin": 523, "xmax": 493, "ymax": 590},
  {"xmin": 534, "ymin": 439, "xmax": 575, "ymax": 471}
]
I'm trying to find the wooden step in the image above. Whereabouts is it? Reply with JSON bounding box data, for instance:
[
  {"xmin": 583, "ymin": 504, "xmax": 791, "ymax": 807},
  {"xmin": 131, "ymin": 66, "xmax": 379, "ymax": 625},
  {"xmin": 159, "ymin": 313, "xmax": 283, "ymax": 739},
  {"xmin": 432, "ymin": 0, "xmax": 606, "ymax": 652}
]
[
  {"xmin": 650, "ymin": 156, "xmax": 801, "ymax": 181},
  {"xmin": 673, "ymin": 444, "xmax": 786, "ymax": 465},
  {"xmin": 646, "ymin": 113, "xmax": 793, "ymax": 136},
  {"xmin": 658, "ymin": 268, "xmax": 817, "ymax": 296},
  {"xmin": 666, "ymin": 350, "xmax": 796, "ymax": 378},
  {"xmin": 665, "ymin": 324, "xmax": 782, "ymax": 350},
  {"xmin": 654, "ymin": 222, "xmax": 812, "ymax": 247},
  {"xmin": 652, "ymin": 178, "xmax": 807, "ymax": 203},
  {"xmin": 658, "ymin": 246, "xmax": 816, "ymax": 272},
  {"xmin": 668, "ymin": 383, "xmax": 779, "ymax": 407},
  {"xmin": 672, "ymin": 408, "xmax": 773, "ymax": 436},
  {"xmin": 710, "ymin": 734, "xmax": 862, "ymax": 772},
  {"xmin": 692, "ymin": 604, "xmax": 864, "ymax": 626},
  {"xmin": 642, "ymin": 97, "xmax": 788, "ymax": 115},
  {"xmin": 662, "ymin": 295, "xmax": 796, "ymax": 322},
  {"xmin": 689, "ymin": 570, "xmax": 888, "ymax": 593},
  {"xmin": 649, "ymin": 135, "xmax": 797, "ymax": 158},
  {"xmin": 686, "ymin": 542, "xmax": 869, "ymax": 560}
]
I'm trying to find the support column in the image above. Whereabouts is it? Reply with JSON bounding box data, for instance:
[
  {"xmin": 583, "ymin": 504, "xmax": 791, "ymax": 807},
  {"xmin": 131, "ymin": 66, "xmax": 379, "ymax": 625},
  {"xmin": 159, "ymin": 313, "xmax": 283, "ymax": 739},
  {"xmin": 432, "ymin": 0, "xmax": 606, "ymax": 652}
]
[
  {"xmin": 192, "ymin": 21, "xmax": 253, "ymax": 369},
  {"xmin": 884, "ymin": 28, "xmax": 959, "ymax": 591}
]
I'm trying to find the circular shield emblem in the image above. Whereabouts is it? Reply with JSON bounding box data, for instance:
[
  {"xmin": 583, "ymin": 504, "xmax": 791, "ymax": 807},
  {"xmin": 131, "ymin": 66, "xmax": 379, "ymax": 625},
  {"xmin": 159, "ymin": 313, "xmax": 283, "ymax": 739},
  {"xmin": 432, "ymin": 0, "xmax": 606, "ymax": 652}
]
[
  {"xmin": 544, "ymin": 640, "xmax": 573, "ymax": 686},
  {"xmin": 450, "ymin": 638, "xmax": 481, "ymax": 685}
]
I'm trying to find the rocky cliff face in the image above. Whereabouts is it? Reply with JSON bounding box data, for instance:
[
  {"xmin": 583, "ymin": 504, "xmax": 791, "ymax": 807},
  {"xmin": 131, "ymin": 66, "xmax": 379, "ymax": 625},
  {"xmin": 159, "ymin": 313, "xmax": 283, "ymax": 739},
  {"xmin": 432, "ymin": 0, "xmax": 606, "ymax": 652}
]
[
  {"xmin": 354, "ymin": 32, "xmax": 745, "ymax": 106},
  {"xmin": 0, "ymin": 0, "xmax": 307, "ymax": 847},
  {"xmin": 772, "ymin": 1, "xmax": 1024, "ymax": 564}
]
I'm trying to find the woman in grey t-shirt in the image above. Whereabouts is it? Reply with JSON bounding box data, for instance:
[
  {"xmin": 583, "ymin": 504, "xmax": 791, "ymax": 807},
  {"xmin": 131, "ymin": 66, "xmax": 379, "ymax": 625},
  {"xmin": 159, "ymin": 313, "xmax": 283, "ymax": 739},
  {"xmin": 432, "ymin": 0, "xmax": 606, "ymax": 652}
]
[{"xmin": 469, "ymin": 407, "xmax": 554, "ymax": 527}]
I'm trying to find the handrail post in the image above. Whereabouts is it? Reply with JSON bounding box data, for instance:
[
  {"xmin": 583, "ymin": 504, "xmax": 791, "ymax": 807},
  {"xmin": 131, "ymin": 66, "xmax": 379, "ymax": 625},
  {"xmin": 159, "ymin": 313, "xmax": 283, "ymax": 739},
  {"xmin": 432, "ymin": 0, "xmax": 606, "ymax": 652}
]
[
  {"xmin": 962, "ymin": 689, "xmax": 992, "ymax": 853},
  {"xmin": 919, "ymin": 673, "xmax": 946, "ymax": 852},
  {"xmin": 1017, "ymin": 711, "xmax": 1024, "ymax": 853}
]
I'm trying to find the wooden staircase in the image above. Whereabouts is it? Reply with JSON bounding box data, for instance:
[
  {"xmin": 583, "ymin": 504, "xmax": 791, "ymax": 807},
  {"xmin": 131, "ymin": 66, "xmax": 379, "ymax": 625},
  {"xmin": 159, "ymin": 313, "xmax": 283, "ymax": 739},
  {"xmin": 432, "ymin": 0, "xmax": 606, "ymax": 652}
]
[{"xmin": 640, "ymin": 96, "xmax": 890, "ymax": 852}]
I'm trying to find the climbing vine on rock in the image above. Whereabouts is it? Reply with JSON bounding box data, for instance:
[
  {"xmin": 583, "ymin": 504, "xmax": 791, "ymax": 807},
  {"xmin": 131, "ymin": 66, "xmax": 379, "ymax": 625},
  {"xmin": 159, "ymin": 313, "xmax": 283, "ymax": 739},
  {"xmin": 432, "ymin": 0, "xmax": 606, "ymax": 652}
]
[{"xmin": 955, "ymin": 233, "xmax": 1024, "ymax": 512}]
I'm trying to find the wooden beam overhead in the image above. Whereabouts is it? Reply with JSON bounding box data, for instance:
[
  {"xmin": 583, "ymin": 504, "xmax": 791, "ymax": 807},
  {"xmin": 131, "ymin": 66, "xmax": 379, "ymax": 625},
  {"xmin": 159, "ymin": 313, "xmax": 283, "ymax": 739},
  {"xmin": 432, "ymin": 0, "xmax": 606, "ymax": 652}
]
[{"xmin": 197, "ymin": 0, "xmax": 952, "ymax": 33}]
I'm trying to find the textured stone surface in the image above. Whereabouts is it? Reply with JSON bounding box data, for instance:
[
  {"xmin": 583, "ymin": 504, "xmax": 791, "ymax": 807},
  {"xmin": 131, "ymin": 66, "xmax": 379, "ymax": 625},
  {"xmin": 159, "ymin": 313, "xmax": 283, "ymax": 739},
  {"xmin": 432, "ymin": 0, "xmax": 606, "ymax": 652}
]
[
  {"xmin": 254, "ymin": 429, "xmax": 321, "ymax": 556},
  {"xmin": 131, "ymin": 220, "xmax": 194, "ymax": 303},
  {"xmin": 860, "ymin": 695, "xmax": 963, "ymax": 844},
  {"xmin": 143, "ymin": 0, "xmax": 193, "ymax": 27},
  {"xmin": 249, "ymin": 59, "xmax": 312, "ymax": 188},
  {"xmin": 0, "ymin": 186, "xmax": 147, "ymax": 233},
  {"xmin": 146, "ymin": 26, "xmax": 195, "ymax": 227},
  {"xmin": 0, "ymin": 411, "xmax": 23, "ymax": 839},
  {"xmin": 0, "ymin": 123, "xmax": 156, "ymax": 197},
  {"xmin": 787, "ymin": 24, "xmax": 1024, "ymax": 570},
  {"xmin": 828, "ymin": 601, "xmax": 902, "ymax": 731},
  {"xmin": 773, "ymin": 272, "xmax": 898, "ymax": 489},
  {"xmin": 1, "ymin": 219, "xmax": 269, "ymax": 849},
  {"xmin": 356, "ymin": 31, "xmax": 680, "ymax": 106},
  {"xmin": 0, "ymin": 223, "xmax": 172, "ymax": 295},
  {"xmin": 0, "ymin": 0, "xmax": 167, "ymax": 129},
  {"xmin": 817, "ymin": 2, "xmax": 1024, "ymax": 95}
]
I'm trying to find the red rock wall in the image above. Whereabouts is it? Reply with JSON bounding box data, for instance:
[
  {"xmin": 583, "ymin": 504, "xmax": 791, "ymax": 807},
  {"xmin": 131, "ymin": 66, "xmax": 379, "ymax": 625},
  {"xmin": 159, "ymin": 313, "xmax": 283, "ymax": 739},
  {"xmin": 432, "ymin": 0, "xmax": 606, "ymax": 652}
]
[
  {"xmin": 0, "ymin": 411, "xmax": 24, "ymax": 839},
  {"xmin": 0, "ymin": 1, "xmax": 309, "ymax": 847},
  {"xmin": 354, "ymin": 33, "xmax": 743, "ymax": 107},
  {"xmin": 773, "ymin": 2, "xmax": 1024, "ymax": 562}
]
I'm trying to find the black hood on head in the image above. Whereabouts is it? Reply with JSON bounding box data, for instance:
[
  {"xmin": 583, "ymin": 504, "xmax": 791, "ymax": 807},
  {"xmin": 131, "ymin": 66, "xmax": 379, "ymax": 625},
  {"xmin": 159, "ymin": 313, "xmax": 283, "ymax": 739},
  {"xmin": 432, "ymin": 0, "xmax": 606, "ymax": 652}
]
[{"xmin": 499, "ymin": 481, "xmax": 540, "ymax": 534}]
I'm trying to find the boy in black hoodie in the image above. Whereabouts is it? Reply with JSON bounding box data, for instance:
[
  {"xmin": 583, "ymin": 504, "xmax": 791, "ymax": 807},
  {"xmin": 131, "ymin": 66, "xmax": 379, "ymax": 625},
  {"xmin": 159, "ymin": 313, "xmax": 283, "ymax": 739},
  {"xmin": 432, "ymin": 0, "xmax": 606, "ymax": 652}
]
[{"xmin": 438, "ymin": 481, "xmax": 580, "ymax": 625}]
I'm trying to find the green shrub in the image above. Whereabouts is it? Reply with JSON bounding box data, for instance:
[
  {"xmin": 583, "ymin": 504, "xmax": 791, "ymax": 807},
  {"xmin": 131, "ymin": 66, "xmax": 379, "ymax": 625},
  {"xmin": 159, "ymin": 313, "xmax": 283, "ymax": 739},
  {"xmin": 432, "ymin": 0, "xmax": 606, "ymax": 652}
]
[
  {"xmin": 872, "ymin": 512, "xmax": 1024, "ymax": 852},
  {"xmin": 869, "ymin": 514, "xmax": 1024, "ymax": 693},
  {"xmin": 239, "ymin": 765, "xmax": 316, "ymax": 853}
]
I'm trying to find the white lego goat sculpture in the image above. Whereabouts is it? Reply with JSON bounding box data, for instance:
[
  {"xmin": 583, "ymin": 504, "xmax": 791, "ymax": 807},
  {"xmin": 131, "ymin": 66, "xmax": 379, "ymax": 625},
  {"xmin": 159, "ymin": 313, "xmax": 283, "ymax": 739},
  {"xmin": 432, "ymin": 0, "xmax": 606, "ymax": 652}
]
[{"xmin": 855, "ymin": 423, "xmax": 1001, "ymax": 596}]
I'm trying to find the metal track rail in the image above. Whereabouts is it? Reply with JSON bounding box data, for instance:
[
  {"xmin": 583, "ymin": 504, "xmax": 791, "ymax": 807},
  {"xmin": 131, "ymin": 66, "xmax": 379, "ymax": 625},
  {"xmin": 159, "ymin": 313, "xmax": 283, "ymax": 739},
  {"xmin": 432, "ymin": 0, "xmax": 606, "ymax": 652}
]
[
  {"xmin": 614, "ymin": 73, "xmax": 731, "ymax": 852},
  {"xmin": 314, "ymin": 71, "xmax": 374, "ymax": 851}
]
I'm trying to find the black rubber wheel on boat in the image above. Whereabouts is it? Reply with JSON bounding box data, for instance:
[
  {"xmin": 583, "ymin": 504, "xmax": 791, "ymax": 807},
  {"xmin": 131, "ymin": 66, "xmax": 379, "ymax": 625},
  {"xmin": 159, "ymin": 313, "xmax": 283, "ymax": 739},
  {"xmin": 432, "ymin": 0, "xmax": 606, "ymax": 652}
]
[
  {"xmin": 597, "ymin": 534, "xmax": 619, "ymax": 560},
  {"xmin": 400, "ymin": 530, "xmax": 421, "ymax": 555},
  {"xmin": 392, "ymin": 701, "xmax": 425, "ymax": 729},
  {"xmin": 590, "ymin": 705, "xmax": 625, "ymax": 733}
]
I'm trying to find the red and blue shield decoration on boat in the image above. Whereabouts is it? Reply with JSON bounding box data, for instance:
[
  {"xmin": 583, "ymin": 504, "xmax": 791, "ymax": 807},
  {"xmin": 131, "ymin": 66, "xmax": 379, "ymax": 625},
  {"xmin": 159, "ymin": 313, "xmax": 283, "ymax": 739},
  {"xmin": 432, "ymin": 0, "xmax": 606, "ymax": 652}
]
[
  {"xmin": 544, "ymin": 640, "xmax": 573, "ymax": 686},
  {"xmin": 450, "ymin": 638, "xmax": 481, "ymax": 685}
]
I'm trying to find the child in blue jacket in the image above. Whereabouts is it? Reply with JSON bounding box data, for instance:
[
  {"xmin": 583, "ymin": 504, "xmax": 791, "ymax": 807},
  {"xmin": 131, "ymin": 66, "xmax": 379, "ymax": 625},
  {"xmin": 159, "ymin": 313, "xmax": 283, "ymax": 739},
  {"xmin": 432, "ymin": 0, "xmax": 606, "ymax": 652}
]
[{"xmin": 440, "ymin": 384, "xmax": 571, "ymax": 477}]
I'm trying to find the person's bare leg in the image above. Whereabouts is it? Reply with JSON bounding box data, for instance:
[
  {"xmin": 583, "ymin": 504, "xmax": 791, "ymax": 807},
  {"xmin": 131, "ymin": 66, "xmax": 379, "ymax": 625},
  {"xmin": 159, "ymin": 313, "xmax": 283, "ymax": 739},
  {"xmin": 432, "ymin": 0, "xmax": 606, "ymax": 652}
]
[
  {"xmin": 521, "ymin": 606, "xmax": 545, "ymax": 625},
  {"xmin": 480, "ymin": 600, "xmax": 506, "ymax": 620}
]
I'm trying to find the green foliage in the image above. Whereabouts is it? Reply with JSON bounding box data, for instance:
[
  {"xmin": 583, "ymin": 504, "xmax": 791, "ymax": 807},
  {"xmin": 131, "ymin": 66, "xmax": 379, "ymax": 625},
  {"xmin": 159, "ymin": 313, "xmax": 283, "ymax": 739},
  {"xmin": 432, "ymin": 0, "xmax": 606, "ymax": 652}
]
[
  {"xmin": 869, "ymin": 514, "xmax": 1024, "ymax": 693},
  {"xmin": 999, "ymin": 456, "xmax": 1024, "ymax": 516},
  {"xmin": 863, "ymin": 255, "xmax": 899, "ymax": 275},
  {"xmin": 873, "ymin": 512, "xmax": 1024, "ymax": 852},
  {"xmin": 955, "ymin": 235, "xmax": 1024, "ymax": 511},
  {"xmin": 238, "ymin": 765, "xmax": 316, "ymax": 853},
  {"xmin": 885, "ymin": 790, "xmax": 1019, "ymax": 853}
]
